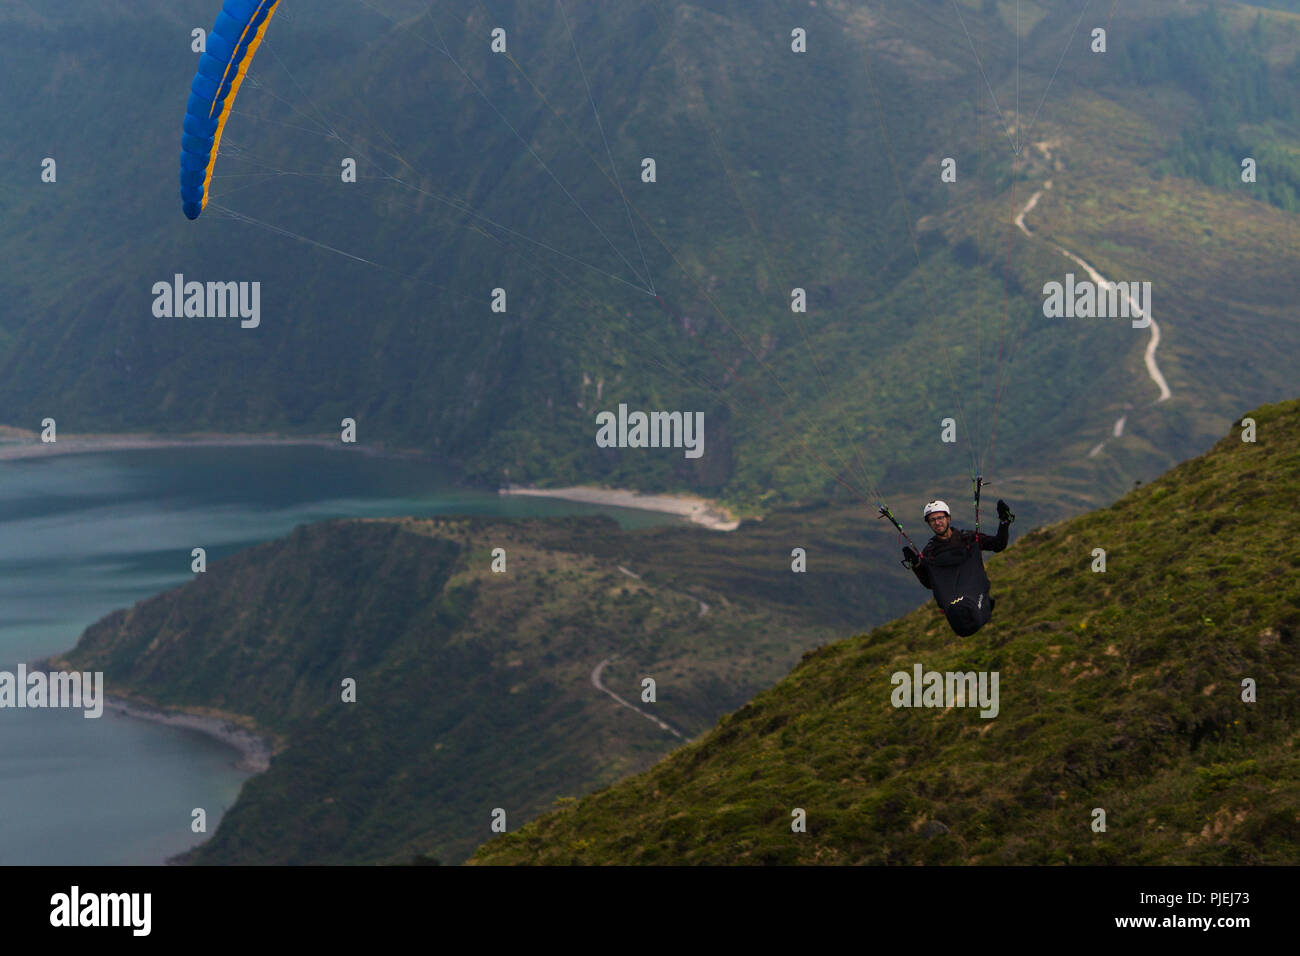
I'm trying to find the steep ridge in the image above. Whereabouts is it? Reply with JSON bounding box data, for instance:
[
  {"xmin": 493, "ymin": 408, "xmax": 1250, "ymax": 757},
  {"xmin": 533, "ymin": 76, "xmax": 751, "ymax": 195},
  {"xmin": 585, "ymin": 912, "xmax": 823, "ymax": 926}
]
[
  {"xmin": 3, "ymin": 3, "xmax": 1298, "ymax": 515},
  {"xmin": 56, "ymin": 514, "xmax": 848, "ymax": 864},
  {"xmin": 470, "ymin": 397, "xmax": 1300, "ymax": 864}
]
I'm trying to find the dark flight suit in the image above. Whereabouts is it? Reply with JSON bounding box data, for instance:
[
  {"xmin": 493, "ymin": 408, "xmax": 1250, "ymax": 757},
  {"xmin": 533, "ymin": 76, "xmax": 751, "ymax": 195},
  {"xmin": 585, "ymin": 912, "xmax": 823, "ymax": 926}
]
[{"xmin": 910, "ymin": 522, "xmax": 1009, "ymax": 636}]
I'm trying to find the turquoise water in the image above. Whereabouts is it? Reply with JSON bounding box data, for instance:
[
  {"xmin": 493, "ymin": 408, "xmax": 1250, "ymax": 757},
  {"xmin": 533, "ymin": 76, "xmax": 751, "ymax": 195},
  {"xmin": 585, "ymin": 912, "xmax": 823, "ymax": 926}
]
[{"xmin": 0, "ymin": 445, "xmax": 679, "ymax": 864}]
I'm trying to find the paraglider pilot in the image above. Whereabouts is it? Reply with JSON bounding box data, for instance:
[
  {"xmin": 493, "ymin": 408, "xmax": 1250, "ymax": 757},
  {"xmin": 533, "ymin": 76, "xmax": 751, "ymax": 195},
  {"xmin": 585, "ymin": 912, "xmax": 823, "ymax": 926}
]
[{"xmin": 902, "ymin": 498, "xmax": 1013, "ymax": 637}]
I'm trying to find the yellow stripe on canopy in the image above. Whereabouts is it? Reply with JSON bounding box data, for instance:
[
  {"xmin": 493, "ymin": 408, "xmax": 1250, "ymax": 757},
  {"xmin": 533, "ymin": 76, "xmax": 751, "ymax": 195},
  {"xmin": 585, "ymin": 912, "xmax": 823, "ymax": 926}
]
[{"xmin": 200, "ymin": 0, "xmax": 282, "ymax": 214}]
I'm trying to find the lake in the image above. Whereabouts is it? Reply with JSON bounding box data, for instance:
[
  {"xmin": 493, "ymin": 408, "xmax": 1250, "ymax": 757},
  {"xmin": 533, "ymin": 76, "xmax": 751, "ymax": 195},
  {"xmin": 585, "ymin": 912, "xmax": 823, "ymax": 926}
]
[{"xmin": 0, "ymin": 444, "xmax": 680, "ymax": 864}]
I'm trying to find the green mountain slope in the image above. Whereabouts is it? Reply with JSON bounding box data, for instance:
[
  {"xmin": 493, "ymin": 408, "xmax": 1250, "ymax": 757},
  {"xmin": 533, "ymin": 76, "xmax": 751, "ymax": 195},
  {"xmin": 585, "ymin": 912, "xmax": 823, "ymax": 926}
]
[
  {"xmin": 469, "ymin": 396, "xmax": 1300, "ymax": 864},
  {"xmin": 2, "ymin": 2, "xmax": 1298, "ymax": 517},
  {"xmin": 57, "ymin": 513, "xmax": 871, "ymax": 864}
]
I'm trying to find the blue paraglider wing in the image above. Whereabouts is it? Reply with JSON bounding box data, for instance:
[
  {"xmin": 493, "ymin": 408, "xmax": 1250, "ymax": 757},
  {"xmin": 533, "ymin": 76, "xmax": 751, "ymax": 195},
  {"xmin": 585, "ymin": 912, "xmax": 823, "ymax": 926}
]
[{"xmin": 180, "ymin": 0, "xmax": 282, "ymax": 220}]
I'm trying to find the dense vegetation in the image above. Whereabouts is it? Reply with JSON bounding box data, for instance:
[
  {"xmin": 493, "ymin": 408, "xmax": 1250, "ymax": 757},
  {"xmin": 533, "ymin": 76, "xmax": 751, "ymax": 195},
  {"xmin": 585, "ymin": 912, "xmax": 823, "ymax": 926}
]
[
  {"xmin": 0, "ymin": 1, "xmax": 1296, "ymax": 519},
  {"xmin": 57, "ymin": 510, "xmax": 927, "ymax": 864},
  {"xmin": 470, "ymin": 395, "xmax": 1300, "ymax": 864},
  {"xmin": 1123, "ymin": 6, "xmax": 1300, "ymax": 211}
]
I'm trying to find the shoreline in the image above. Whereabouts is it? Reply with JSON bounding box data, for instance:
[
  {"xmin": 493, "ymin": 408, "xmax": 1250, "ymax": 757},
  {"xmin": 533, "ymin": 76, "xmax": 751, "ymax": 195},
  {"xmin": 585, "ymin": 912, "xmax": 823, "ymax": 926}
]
[
  {"xmin": 35, "ymin": 656, "xmax": 275, "ymax": 775},
  {"xmin": 500, "ymin": 485, "xmax": 740, "ymax": 531},
  {"xmin": 104, "ymin": 695, "xmax": 275, "ymax": 774},
  {"xmin": 32, "ymin": 658, "xmax": 277, "ymax": 865},
  {"xmin": 0, "ymin": 429, "xmax": 743, "ymax": 531},
  {"xmin": 0, "ymin": 428, "xmax": 425, "ymax": 463}
]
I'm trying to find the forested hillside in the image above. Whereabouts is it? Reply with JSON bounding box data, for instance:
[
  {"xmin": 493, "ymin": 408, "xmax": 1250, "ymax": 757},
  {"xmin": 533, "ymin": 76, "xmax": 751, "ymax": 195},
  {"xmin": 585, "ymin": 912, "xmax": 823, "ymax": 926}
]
[
  {"xmin": 472, "ymin": 396, "xmax": 1300, "ymax": 864},
  {"xmin": 2, "ymin": 1, "xmax": 1298, "ymax": 516}
]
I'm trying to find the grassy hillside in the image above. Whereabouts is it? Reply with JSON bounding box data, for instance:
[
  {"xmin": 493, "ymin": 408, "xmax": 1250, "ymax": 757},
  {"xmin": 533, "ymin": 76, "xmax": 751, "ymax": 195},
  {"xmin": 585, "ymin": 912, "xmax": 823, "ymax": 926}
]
[
  {"xmin": 2, "ymin": 2, "xmax": 1297, "ymax": 517},
  {"xmin": 469, "ymin": 395, "xmax": 1300, "ymax": 864},
  {"xmin": 56, "ymin": 512, "xmax": 890, "ymax": 864}
]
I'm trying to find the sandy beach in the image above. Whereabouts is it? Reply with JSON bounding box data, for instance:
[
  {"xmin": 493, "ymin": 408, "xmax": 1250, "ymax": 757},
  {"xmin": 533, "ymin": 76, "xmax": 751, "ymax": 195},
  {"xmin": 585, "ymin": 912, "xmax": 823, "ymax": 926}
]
[
  {"xmin": 105, "ymin": 695, "xmax": 276, "ymax": 773},
  {"xmin": 0, "ymin": 430, "xmax": 741, "ymax": 533},
  {"xmin": 500, "ymin": 485, "xmax": 740, "ymax": 531}
]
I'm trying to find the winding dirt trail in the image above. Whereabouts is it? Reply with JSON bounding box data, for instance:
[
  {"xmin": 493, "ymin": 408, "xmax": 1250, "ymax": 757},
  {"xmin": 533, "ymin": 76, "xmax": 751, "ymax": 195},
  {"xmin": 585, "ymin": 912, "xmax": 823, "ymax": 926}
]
[
  {"xmin": 1014, "ymin": 180, "xmax": 1171, "ymax": 458},
  {"xmin": 590, "ymin": 656, "xmax": 684, "ymax": 740},
  {"xmin": 618, "ymin": 565, "xmax": 708, "ymax": 616},
  {"xmin": 587, "ymin": 565, "xmax": 710, "ymax": 740}
]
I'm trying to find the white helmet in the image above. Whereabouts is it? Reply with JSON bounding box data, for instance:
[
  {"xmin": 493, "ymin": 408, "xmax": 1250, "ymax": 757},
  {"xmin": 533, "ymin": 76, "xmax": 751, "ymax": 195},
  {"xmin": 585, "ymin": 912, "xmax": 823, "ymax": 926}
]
[{"xmin": 923, "ymin": 500, "xmax": 950, "ymax": 520}]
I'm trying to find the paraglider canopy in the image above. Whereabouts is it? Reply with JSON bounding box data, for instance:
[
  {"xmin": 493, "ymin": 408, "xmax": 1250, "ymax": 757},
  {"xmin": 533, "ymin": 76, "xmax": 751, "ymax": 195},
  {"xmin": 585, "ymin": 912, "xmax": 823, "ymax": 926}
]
[{"xmin": 180, "ymin": 0, "xmax": 282, "ymax": 220}]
